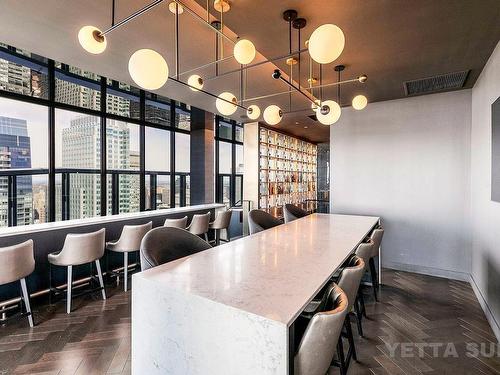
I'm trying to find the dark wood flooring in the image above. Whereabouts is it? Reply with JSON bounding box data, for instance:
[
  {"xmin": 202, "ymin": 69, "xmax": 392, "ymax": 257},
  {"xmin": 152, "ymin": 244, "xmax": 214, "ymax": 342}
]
[{"xmin": 0, "ymin": 269, "xmax": 499, "ymax": 374}]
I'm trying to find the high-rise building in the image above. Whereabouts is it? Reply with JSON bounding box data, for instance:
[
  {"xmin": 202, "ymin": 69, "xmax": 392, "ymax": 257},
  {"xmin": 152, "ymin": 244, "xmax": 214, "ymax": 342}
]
[{"xmin": 0, "ymin": 116, "xmax": 33, "ymax": 226}]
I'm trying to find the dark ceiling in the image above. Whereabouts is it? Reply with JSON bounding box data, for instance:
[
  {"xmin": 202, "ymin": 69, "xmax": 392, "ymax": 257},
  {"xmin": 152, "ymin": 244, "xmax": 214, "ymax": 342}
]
[
  {"xmin": 196, "ymin": 0, "xmax": 500, "ymax": 142},
  {"xmin": 1, "ymin": 0, "xmax": 499, "ymax": 143}
]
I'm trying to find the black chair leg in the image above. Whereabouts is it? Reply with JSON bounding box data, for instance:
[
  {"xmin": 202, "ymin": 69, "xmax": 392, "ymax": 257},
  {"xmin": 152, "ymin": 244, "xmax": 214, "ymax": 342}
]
[
  {"xmin": 358, "ymin": 289, "xmax": 367, "ymax": 318},
  {"xmin": 345, "ymin": 314, "xmax": 357, "ymax": 361},
  {"xmin": 336, "ymin": 337, "xmax": 347, "ymax": 375},
  {"xmin": 354, "ymin": 297, "xmax": 364, "ymax": 337},
  {"xmin": 369, "ymin": 258, "xmax": 379, "ymax": 301}
]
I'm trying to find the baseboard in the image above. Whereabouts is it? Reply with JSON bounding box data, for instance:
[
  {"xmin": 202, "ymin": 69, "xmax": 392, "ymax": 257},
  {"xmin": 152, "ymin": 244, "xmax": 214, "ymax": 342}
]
[
  {"xmin": 383, "ymin": 261, "xmax": 470, "ymax": 281},
  {"xmin": 469, "ymin": 274, "xmax": 500, "ymax": 343}
]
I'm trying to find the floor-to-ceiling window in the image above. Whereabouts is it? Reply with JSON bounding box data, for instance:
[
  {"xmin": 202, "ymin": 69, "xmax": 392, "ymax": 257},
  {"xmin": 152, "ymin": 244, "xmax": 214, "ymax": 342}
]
[
  {"xmin": 215, "ymin": 116, "xmax": 243, "ymax": 207},
  {"xmin": 0, "ymin": 43, "xmax": 192, "ymax": 227}
]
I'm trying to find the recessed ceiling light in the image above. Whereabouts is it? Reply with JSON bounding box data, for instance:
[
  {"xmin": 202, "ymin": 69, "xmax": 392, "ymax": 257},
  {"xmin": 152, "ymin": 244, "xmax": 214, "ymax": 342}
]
[{"xmin": 304, "ymin": 126, "xmax": 308, "ymax": 129}]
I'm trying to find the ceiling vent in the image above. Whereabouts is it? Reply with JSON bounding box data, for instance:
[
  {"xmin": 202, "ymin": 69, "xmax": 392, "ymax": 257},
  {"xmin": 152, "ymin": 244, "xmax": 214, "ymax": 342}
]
[{"xmin": 404, "ymin": 70, "xmax": 469, "ymax": 96}]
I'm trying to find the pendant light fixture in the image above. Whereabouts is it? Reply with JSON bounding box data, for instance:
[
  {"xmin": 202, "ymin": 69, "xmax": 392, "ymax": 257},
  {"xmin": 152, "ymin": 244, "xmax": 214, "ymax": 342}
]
[
  {"xmin": 308, "ymin": 24, "xmax": 345, "ymax": 64},
  {"xmin": 233, "ymin": 39, "xmax": 256, "ymax": 65},
  {"xmin": 187, "ymin": 74, "xmax": 204, "ymax": 91},
  {"xmin": 246, "ymin": 104, "xmax": 261, "ymax": 120},
  {"xmin": 216, "ymin": 92, "xmax": 238, "ymax": 116},
  {"xmin": 352, "ymin": 94, "xmax": 368, "ymax": 110},
  {"xmin": 168, "ymin": 1, "xmax": 184, "ymax": 14},
  {"xmin": 128, "ymin": 49, "xmax": 169, "ymax": 90},
  {"xmin": 263, "ymin": 105, "xmax": 283, "ymax": 125},
  {"xmin": 78, "ymin": 26, "xmax": 107, "ymax": 54},
  {"xmin": 316, "ymin": 100, "xmax": 341, "ymax": 125}
]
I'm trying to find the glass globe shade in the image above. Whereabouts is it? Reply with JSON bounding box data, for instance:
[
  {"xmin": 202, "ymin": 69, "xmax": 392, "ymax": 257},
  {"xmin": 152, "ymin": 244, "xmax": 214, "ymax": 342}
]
[
  {"xmin": 263, "ymin": 105, "xmax": 283, "ymax": 125},
  {"xmin": 187, "ymin": 74, "xmax": 203, "ymax": 91},
  {"xmin": 308, "ymin": 24, "xmax": 345, "ymax": 64},
  {"xmin": 216, "ymin": 92, "xmax": 238, "ymax": 116},
  {"xmin": 168, "ymin": 1, "xmax": 184, "ymax": 14},
  {"xmin": 316, "ymin": 100, "xmax": 341, "ymax": 125},
  {"xmin": 247, "ymin": 105, "xmax": 261, "ymax": 120},
  {"xmin": 234, "ymin": 39, "xmax": 256, "ymax": 65},
  {"xmin": 128, "ymin": 49, "xmax": 169, "ymax": 90},
  {"xmin": 352, "ymin": 95, "xmax": 368, "ymax": 110},
  {"xmin": 78, "ymin": 26, "xmax": 107, "ymax": 54}
]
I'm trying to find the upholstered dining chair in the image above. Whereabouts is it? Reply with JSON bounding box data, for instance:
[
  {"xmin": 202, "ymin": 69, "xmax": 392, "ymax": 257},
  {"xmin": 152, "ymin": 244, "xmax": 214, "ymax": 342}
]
[
  {"xmin": 209, "ymin": 209, "xmax": 233, "ymax": 245},
  {"xmin": 48, "ymin": 229, "xmax": 106, "ymax": 314},
  {"xmin": 284, "ymin": 204, "xmax": 309, "ymax": 223},
  {"xmin": 140, "ymin": 227, "xmax": 212, "ymax": 271},
  {"xmin": 164, "ymin": 216, "xmax": 188, "ymax": 229},
  {"xmin": 295, "ymin": 284, "xmax": 348, "ymax": 375},
  {"xmin": 106, "ymin": 222, "xmax": 152, "ymax": 291},
  {"xmin": 0, "ymin": 240, "xmax": 35, "ymax": 327},
  {"xmin": 187, "ymin": 212, "xmax": 211, "ymax": 242},
  {"xmin": 367, "ymin": 227, "xmax": 384, "ymax": 301},
  {"xmin": 248, "ymin": 209, "xmax": 282, "ymax": 235}
]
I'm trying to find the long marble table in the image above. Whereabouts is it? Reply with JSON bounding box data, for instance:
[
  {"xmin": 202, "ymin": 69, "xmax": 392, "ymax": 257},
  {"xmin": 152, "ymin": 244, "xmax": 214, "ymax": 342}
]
[{"xmin": 132, "ymin": 213, "xmax": 380, "ymax": 374}]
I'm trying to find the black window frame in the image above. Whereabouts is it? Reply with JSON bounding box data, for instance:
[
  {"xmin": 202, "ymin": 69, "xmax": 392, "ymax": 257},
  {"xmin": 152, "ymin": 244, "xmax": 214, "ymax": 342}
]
[
  {"xmin": 0, "ymin": 44, "xmax": 192, "ymax": 227},
  {"xmin": 215, "ymin": 116, "xmax": 243, "ymax": 207}
]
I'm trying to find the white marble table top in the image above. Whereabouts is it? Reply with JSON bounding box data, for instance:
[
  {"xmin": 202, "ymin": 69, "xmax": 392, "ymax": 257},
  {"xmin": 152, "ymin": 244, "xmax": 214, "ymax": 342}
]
[{"xmin": 135, "ymin": 213, "xmax": 379, "ymax": 326}]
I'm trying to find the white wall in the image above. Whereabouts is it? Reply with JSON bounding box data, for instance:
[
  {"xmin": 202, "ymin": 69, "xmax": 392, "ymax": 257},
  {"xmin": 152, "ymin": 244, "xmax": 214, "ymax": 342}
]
[
  {"xmin": 330, "ymin": 90, "xmax": 472, "ymax": 280},
  {"xmin": 470, "ymin": 41, "xmax": 500, "ymax": 339}
]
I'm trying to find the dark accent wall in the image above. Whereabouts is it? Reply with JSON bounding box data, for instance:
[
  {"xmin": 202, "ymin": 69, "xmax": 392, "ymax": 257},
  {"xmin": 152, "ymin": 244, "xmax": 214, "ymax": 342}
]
[{"xmin": 190, "ymin": 107, "xmax": 215, "ymax": 205}]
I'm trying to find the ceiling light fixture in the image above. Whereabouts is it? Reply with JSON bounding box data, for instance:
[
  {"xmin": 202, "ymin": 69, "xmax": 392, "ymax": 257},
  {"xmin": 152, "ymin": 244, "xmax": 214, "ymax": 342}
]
[
  {"xmin": 263, "ymin": 105, "xmax": 283, "ymax": 125},
  {"xmin": 78, "ymin": 26, "xmax": 107, "ymax": 54},
  {"xmin": 168, "ymin": 1, "xmax": 184, "ymax": 14},
  {"xmin": 187, "ymin": 74, "xmax": 204, "ymax": 91},
  {"xmin": 234, "ymin": 39, "xmax": 256, "ymax": 65},
  {"xmin": 216, "ymin": 92, "xmax": 238, "ymax": 116},
  {"xmin": 352, "ymin": 95, "xmax": 368, "ymax": 110},
  {"xmin": 247, "ymin": 105, "xmax": 261, "ymax": 120},
  {"xmin": 214, "ymin": 0, "xmax": 230, "ymax": 13},
  {"xmin": 308, "ymin": 24, "xmax": 345, "ymax": 64},
  {"xmin": 316, "ymin": 100, "xmax": 341, "ymax": 125},
  {"xmin": 128, "ymin": 49, "xmax": 169, "ymax": 90}
]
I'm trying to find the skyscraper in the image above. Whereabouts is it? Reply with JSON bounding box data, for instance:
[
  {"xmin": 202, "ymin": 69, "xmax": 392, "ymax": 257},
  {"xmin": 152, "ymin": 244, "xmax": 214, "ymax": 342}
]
[{"xmin": 0, "ymin": 116, "xmax": 32, "ymax": 226}]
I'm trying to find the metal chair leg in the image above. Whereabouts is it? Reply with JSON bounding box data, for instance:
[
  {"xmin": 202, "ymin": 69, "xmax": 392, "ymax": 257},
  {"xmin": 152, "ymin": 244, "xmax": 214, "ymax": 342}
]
[
  {"xmin": 67, "ymin": 265, "xmax": 72, "ymax": 314},
  {"xmin": 345, "ymin": 314, "xmax": 357, "ymax": 361},
  {"xmin": 95, "ymin": 260, "xmax": 106, "ymax": 300},
  {"xmin": 123, "ymin": 253, "xmax": 128, "ymax": 292},
  {"xmin": 369, "ymin": 258, "xmax": 379, "ymax": 301},
  {"xmin": 336, "ymin": 337, "xmax": 347, "ymax": 375},
  {"xmin": 359, "ymin": 289, "xmax": 367, "ymax": 318},
  {"xmin": 204, "ymin": 233, "xmax": 209, "ymax": 243},
  {"xmin": 20, "ymin": 278, "xmax": 33, "ymax": 327},
  {"xmin": 354, "ymin": 297, "xmax": 364, "ymax": 337}
]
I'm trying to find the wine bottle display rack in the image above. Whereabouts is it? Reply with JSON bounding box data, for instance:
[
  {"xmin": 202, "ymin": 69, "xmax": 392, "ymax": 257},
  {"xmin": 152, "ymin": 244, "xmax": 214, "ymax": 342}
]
[{"xmin": 258, "ymin": 128, "xmax": 317, "ymax": 214}]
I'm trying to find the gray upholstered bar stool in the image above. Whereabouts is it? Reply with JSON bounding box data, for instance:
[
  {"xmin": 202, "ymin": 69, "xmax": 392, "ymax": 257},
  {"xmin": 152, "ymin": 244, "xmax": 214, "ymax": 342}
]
[
  {"xmin": 48, "ymin": 229, "xmax": 106, "ymax": 314},
  {"xmin": 354, "ymin": 240, "xmax": 375, "ymax": 317},
  {"xmin": 164, "ymin": 216, "xmax": 188, "ymax": 229},
  {"xmin": 248, "ymin": 209, "xmax": 282, "ymax": 234},
  {"xmin": 0, "ymin": 240, "xmax": 35, "ymax": 327},
  {"xmin": 106, "ymin": 221, "xmax": 152, "ymax": 292},
  {"xmin": 209, "ymin": 209, "xmax": 233, "ymax": 245},
  {"xmin": 187, "ymin": 212, "xmax": 211, "ymax": 242},
  {"xmin": 367, "ymin": 227, "xmax": 385, "ymax": 301},
  {"xmin": 284, "ymin": 204, "xmax": 309, "ymax": 223},
  {"xmin": 140, "ymin": 227, "xmax": 211, "ymax": 270},
  {"xmin": 338, "ymin": 255, "xmax": 366, "ymax": 340},
  {"xmin": 295, "ymin": 284, "xmax": 348, "ymax": 375}
]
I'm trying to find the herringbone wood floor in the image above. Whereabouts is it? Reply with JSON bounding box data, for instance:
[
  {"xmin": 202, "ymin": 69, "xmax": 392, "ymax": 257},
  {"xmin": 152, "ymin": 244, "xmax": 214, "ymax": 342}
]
[{"xmin": 0, "ymin": 269, "xmax": 499, "ymax": 374}]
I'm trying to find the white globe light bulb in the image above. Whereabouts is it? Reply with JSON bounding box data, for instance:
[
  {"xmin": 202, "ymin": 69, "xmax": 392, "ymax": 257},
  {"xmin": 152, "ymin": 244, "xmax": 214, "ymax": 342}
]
[
  {"xmin": 247, "ymin": 105, "xmax": 261, "ymax": 120},
  {"xmin": 216, "ymin": 92, "xmax": 238, "ymax": 116},
  {"xmin": 78, "ymin": 26, "xmax": 107, "ymax": 54},
  {"xmin": 316, "ymin": 100, "xmax": 341, "ymax": 125},
  {"xmin": 187, "ymin": 74, "xmax": 204, "ymax": 91},
  {"xmin": 234, "ymin": 39, "xmax": 256, "ymax": 65},
  {"xmin": 352, "ymin": 95, "xmax": 368, "ymax": 110},
  {"xmin": 128, "ymin": 49, "xmax": 169, "ymax": 90},
  {"xmin": 308, "ymin": 24, "xmax": 345, "ymax": 64},
  {"xmin": 263, "ymin": 105, "xmax": 283, "ymax": 125}
]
